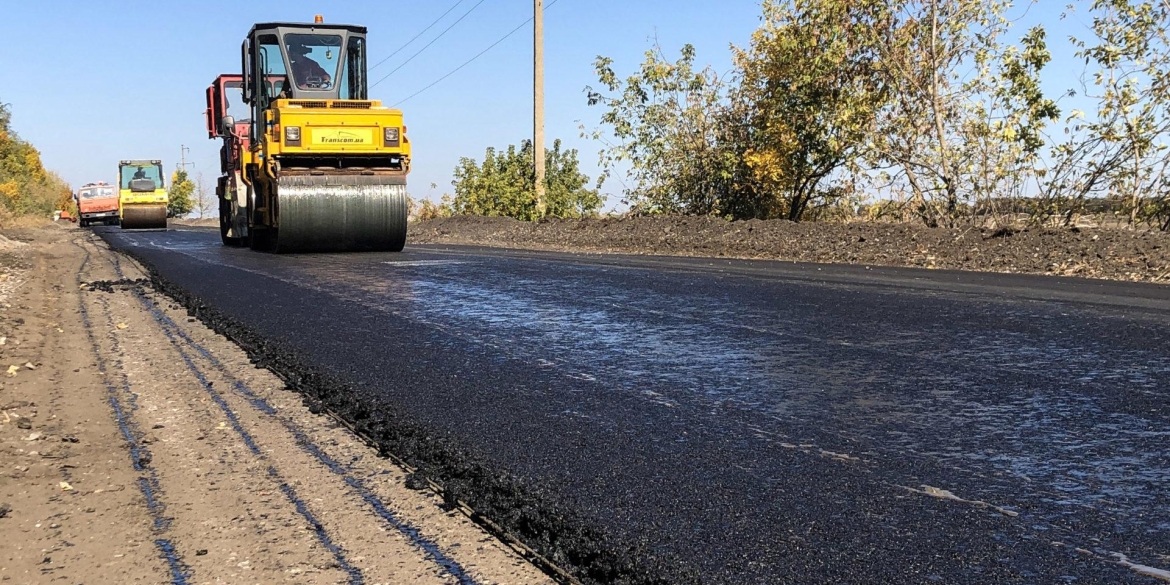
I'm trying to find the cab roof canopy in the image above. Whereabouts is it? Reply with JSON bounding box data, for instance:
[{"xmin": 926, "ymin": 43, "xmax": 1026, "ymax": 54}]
[{"xmin": 247, "ymin": 22, "xmax": 367, "ymax": 36}]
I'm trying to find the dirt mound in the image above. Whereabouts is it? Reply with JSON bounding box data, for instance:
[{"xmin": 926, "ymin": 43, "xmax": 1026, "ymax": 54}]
[
  {"xmin": 409, "ymin": 215, "xmax": 1170, "ymax": 283},
  {"xmin": 0, "ymin": 233, "xmax": 29, "ymax": 252}
]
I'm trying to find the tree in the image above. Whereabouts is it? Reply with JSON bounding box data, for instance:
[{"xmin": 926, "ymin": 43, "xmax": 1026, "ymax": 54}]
[
  {"xmin": 585, "ymin": 4, "xmax": 893, "ymax": 223},
  {"xmin": 582, "ymin": 1, "xmax": 1066, "ymax": 226},
  {"xmin": 168, "ymin": 169, "xmax": 194, "ymax": 218},
  {"xmin": 414, "ymin": 196, "xmax": 453, "ymax": 221},
  {"xmin": 193, "ymin": 172, "xmax": 214, "ymax": 219},
  {"xmin": 1044, "ymin": 0, "xmax": 1170, "ymax": 230},
  {"xmin": 451, "ymin": 139, "xmax": 602, "ymax": 220},
  {"xmin": 0, "ymin": 100, "xmax": 73, "ymax": 218},
  {"xmin": 868, "ymin": 0, "xmax": 1059, "ymax": 227},
  {"xmin": 407, "ymin": 183, "xmax": 454, "ymax": 222},
  {"xmin": 727, "ymin": 0, "xmax": 891, "ymax": 221},
  {"xmin": 55, "ymin": 181, "xmax": 76, "ymax": 217},
  {"xmin": 971, "ymin": 25, "xmax": 1061, "ymax": 225},
  {"xmin": 585, "ymin": 43, "xmax": 736, "ymax": 216}
]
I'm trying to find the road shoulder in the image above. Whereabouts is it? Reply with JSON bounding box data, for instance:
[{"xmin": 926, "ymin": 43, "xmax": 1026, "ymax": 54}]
[{"xmin": 1, "ymin": 225, "xmax": 554, "ymax": 585}]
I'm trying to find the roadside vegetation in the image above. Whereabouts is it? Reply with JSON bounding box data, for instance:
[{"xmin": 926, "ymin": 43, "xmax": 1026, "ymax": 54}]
[
  {"xmin": 417, "ymin": 139, "xmax": 603, "ymax": 220},
  {"xmin": 168, "ymin": 169, "xmax": 195, "ymax": 218},
  {"xmin": 427, "ymin": 0, "xmax": 1170, "ymax": 232},
  {"xmin": 581, "ymin": 0, "xmax": 1170, "ymax": 230},
  {"xmin": 0, "ymin": 101, "xmax": 73, "ymax": 226}
]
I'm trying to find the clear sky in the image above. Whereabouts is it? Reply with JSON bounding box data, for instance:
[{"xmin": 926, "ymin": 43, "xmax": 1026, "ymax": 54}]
[{"xmin": 3, "ymin": 1, "xmax": 1095, "ymax": 209}]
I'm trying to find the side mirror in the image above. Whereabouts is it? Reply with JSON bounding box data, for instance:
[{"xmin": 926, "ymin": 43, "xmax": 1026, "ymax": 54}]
[{"xmin": 220, "ymin": 115, "xmax": 235, "ymax": 135}]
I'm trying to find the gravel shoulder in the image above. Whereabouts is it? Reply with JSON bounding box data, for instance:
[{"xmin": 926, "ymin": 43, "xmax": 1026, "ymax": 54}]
[
  {"xmin": 0, "ymin": 225, "xmax": 553, "ymax": 585},
  {"xmin": 409, "ymin": 215, "xmax": 1170, "ymax": 283}
]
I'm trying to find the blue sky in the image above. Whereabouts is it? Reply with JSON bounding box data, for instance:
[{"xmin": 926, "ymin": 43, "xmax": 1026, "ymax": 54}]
[{"xmin": 3, "ymin": 1, "xmax": 1096, "ymax": 209}]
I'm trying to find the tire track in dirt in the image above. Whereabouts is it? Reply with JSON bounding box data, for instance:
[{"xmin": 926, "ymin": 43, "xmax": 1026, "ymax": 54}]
[
  {"xmin": 85, "ymin": 240, "xmax": 370, "ymax": 583},
  {"xmin": 98, "ymin": 250, "xmax": 368, "ymax": 585},
  {"xmin": 1, "ymin": 234, "xmax": 168, "ymax": 583},
  {"xmin": 104, "ymin": 249, "xmax": 493, "ymax": 584},
  {"xmin": 133, "ymin": 287, "xmax": 483, "ymax": 585},
  {"xmin": 158, "ymin": 331, "xmax": 367, "ymax": 585},
  {"xmin": 80, "ymin": 230, "xmax": 556, "ymax": 584},
  {"xmin": 73, "ymin": 243, "xmax": 190, "ymax": 584},
  {"xmin": 76, "ymin": 236, "xmax": 353, "ymax": 583}
]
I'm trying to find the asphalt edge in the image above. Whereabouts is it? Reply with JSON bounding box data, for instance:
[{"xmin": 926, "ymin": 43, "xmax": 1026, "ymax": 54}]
[{"xmin": 99, "ymin": 234, "xmax": 698, "ymax": 585}]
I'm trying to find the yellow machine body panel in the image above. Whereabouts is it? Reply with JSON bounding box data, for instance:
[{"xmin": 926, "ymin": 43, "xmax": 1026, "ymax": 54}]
[
  {"xmin": 262, "ymin": 99, "xmax": 410, "ymax": 165},
  {"xmin": 119, "ymin": 188, "xmax": 169, "ymax": 206}
]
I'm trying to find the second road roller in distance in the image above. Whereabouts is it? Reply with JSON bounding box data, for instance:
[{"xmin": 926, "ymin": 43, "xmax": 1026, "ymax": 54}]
[
  {"xmin": 210, "ymin": 15, "xmax": 410, "ymax": 252},
  {"xmin": 118, "ymin": 160, "xmax": 169, "ymax": 230}
]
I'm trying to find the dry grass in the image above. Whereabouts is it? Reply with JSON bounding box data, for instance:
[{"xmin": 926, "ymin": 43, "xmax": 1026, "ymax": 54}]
[
  {"xmin": 0, "ymin": 216, "xmax": 54, "ymax": 230},
  {"xmin": 0, "ymin": 206, "xmax": 54, "ymax": 230}
]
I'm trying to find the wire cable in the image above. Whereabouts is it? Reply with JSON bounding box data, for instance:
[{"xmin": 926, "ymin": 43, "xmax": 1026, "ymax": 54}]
[
  {"xmin": 370, "ymin": 0, "xmax": 467, "ymax": 71},
  {"xmin": 388, "ymin": 0, "xmax": 562, "ymax": 106},
  {"xmin": 370, "ymin": 0, "xmax": 490, "ymax": 89}
]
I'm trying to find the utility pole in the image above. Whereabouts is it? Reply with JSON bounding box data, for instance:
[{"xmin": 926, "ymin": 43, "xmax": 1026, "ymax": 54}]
[
  {"xmin": 177, "ymin": 145, "xmax": 194, "ymax": 175},
  {"xmin": 533, "ymin": 0, "xmax": 547, "ymax": 218}
]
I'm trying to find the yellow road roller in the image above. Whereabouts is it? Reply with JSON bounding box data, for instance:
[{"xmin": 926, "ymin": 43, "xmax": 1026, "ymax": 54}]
[
  {"xmin": 217, "ymin": 15, "xmax": 411, "ymax": 252},
  {"xmin": 118, "ymin": 159, "xmax": 168, "ymax": 230}
]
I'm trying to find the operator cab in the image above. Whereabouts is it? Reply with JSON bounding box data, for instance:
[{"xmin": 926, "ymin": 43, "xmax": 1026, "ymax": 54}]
[
  {"xmin": 239, "ymin": 18, "xmax": 367, "ymax": 112},
  {"xmin": 119, "ymin": 161, "xmax": 164, "ymax": 193},
  {"xmin": 78, "ymin": 183, "xmax": 116, "ymax": 199}
]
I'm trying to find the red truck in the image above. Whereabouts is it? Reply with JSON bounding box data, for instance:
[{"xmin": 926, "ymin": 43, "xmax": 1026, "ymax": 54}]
[{"xmin": 76, "ymin": 182, "xmax": 120, "ymax": 227}]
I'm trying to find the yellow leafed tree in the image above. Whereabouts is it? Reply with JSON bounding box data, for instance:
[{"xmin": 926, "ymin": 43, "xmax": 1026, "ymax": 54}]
[
  {"xmin": 0, "ymin": 100, "xmax": 73, "ymax": 219},
  {"xmin": 726, "ymin": 0, "xmax": 889, "ymax": 221}
]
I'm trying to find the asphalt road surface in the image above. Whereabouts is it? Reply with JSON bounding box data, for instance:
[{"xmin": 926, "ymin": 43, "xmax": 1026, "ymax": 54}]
[{"xmin": 98, "ymin": 226, "xmax": 1170, "ymax": 584}]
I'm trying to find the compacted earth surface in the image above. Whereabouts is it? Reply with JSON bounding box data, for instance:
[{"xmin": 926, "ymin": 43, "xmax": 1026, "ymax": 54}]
[
  {"xmin": 0, "ymin": 224, "xmax": 552, "ymax": 584},
  {"xmin": 409, "ymin": 215, "xmax": 1170, "ymax": 283}
]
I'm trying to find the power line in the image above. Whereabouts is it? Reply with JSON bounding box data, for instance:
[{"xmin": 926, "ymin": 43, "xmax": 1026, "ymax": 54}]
[
  {"xmin": 370, "ymin": 0, "xmax": 490, "ymax": 89},
  {"xmin": 370, "ymin": 0, "xmax": 467, "ymax": 71},
  {"xmin": 390, "ymin": 0, "xmax": 561, "ymax": 107}
]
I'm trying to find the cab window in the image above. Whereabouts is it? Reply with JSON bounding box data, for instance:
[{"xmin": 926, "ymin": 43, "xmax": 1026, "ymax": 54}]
[
  {"xmin": 120, "ymin": 165, "xmax": 163, "ymax": 190},
  {"xmin": 80, "ymin": 187, "xmax": 115, "ymax": 199},
  {"xmin": 284, "ymin": 33, "xmax": 343, "ymax": 90},
  {"xmin": 257, "ymin": 34, "xmax": 286, "ymax": 102},
  {"xmin": 339, "ymin": 36, "xmax": 366, "ymax": 100},
  {"xmin": 224, "ymin": 81, "xmax": 250, "ymax": 122}
]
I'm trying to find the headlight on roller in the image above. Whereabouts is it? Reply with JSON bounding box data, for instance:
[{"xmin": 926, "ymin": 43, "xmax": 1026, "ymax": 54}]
[
  {"xmin": 383, "ymin": 127, "xmax": 400, "ymax": 146},
  {"xmin": 285, "ymin": 126, "xmax": 301, "ymax": 144}
]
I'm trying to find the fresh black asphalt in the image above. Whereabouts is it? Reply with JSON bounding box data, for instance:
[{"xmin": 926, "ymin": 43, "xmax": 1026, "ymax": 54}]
[{"xmin": 98, "ymin": 227, "xmax": 1170, "ymax": 584}]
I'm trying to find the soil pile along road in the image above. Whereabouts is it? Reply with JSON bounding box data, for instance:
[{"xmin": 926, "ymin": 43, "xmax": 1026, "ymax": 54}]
[{"xmin": 410, "ymin": 215, "xmax": 1170, "ymax": 283}]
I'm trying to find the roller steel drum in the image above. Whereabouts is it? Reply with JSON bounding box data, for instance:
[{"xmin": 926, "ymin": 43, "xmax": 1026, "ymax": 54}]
[
  {"xmin": 273, "ymin": 174, "xmax": 407, "ymax": 253},
  {"xmin": 120, "ymin": 205, "xmax": 168, "ymax": 230}
]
